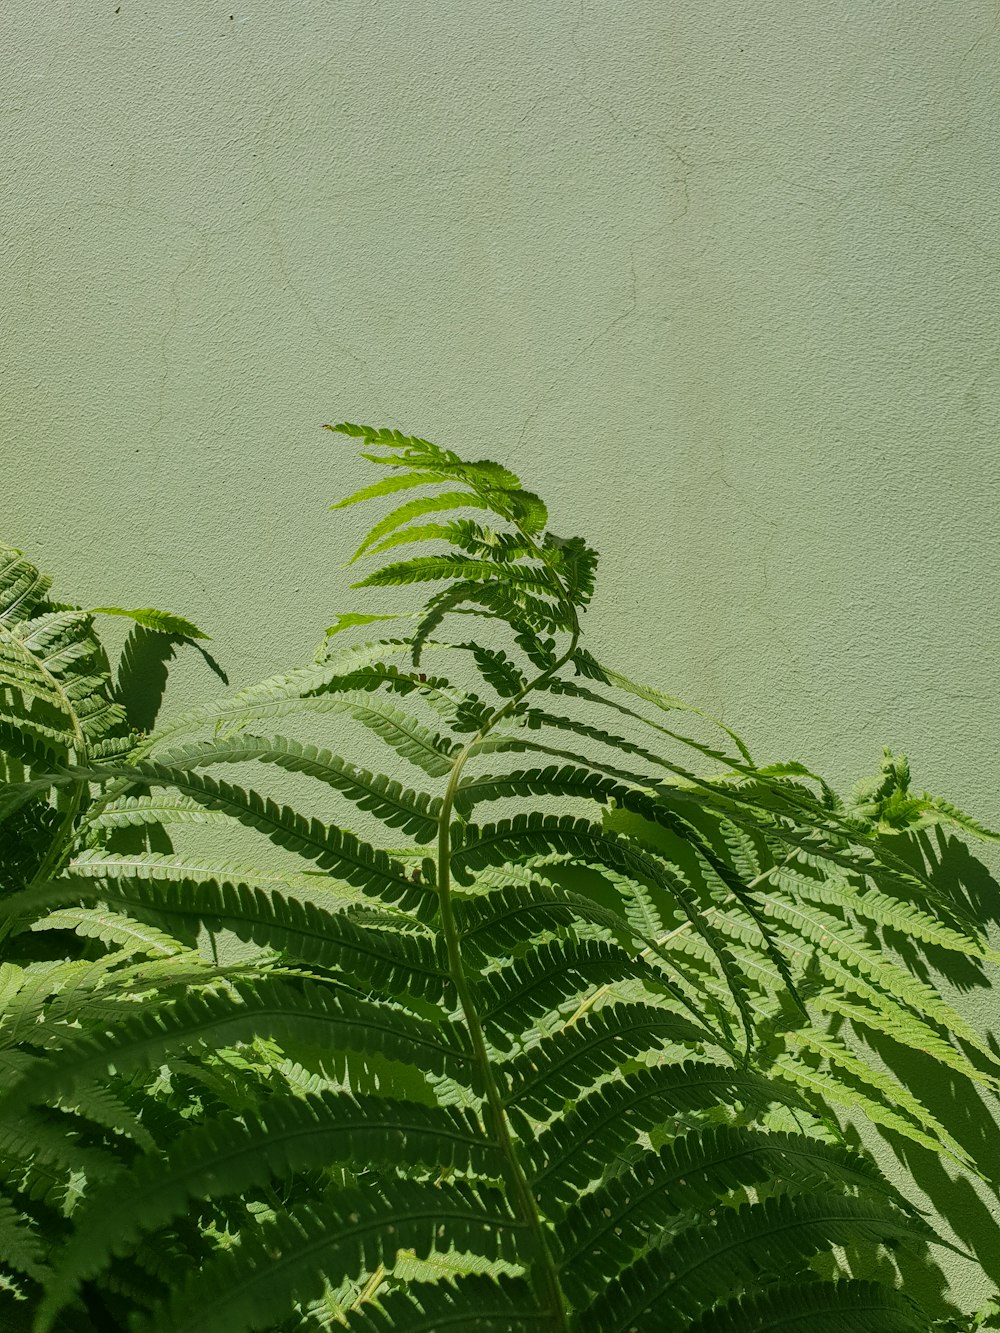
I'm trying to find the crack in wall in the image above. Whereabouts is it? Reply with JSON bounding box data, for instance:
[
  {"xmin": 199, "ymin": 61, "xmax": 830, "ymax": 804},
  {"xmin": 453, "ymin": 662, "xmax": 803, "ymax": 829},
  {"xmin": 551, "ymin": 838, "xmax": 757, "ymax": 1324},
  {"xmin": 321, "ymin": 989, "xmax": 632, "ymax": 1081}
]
[
  {"xmin": 153, "ymin": 221, "xmax": 209, "ymax": 448},
  {"xmin": 228, "ymin": 2, "xmax": 385, "ymax": 417},
  {"xmin": 570, "ymin": 0, "xmax": 693, "ymax": 222},
  {"xmin": 515, "ymin": 235, "xmax": 649, "ymax": 448}
]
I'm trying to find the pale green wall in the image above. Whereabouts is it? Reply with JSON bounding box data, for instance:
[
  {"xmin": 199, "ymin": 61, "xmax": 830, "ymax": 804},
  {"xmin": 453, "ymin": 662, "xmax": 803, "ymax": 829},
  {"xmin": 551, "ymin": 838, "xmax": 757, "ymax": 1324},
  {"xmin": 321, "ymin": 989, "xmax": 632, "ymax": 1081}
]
[{"xmin": 4, "ymin": 0, "xmax": 999, "ymax": 1314}]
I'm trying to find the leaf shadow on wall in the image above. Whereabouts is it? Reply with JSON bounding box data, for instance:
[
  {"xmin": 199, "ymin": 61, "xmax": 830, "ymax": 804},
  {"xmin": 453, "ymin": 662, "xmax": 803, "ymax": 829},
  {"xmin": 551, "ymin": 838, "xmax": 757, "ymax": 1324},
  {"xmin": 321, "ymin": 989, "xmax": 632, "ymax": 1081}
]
[
  {"xmin": 112, "ymin": 625, "xmax": 228, "ymax": 858},
  {"xmin": 826, "ymin": 830, "xmax": 1000, "ymax": 1324},
  {"xmin": 116, "ymin": 625, "xmax": 228, "ymax": 736}
]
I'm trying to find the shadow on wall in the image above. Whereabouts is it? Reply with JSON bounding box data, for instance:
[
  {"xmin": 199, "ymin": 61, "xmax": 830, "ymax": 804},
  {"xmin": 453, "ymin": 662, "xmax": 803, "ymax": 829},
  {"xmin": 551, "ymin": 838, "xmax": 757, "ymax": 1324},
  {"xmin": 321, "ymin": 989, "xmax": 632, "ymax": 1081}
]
[
  {"xmin": 112, "ymin": 625, "xmax": 229, "ymax": 861},
  {"xmin": 832, "ymin": 831, "xmax": 1000, "ymax": 1326},
  {"xmin": 116, "ymin": 625, "xmax": 228, "ymax": 736}
]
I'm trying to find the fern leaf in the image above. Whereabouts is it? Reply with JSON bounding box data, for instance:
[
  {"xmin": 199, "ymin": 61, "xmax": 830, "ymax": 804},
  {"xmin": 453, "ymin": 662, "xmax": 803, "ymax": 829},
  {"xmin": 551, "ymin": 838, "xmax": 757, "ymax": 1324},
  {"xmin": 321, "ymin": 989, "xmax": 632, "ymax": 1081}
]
[
  {"xmin": 476, "ymin": 936, "xmax": 655, "ymax": 1049},
  {"xmin": 447, "ymin": 523, "xmax": 539, "ymax": 563},
  {"xmin": 3, "ymin": 444, "xmax": 978, "ymax": 1333},
  {"xmin": 339, "ymin": 1275, "xmax": 544, "ymax": 1332},
  {"xmin": 135, "ymin": 1184, "xmax": 525, "ymax": 1333},
  {"xmin": 322, "ymin": 613, "xmax": 407, "ymax": 641},
  {"xmin": 916, "ymin": 793, "xmax": 1000, "ymax": 842},
  {"xmin": 91, "ymin": 607, "xmax": 210, "ymax": 640},
  {"xmin": 773, "ymin": 867, "xmax": 989, "ymax": 959},
  {"xmin": 452, "ymin": 814, "xmax": 758, "ymax": 1054},
  {"xmin": 135, "ymin": 642, "xmax": 435, "ymax": 751},
  {"xmin": 408, "ymin": 581, "xmax": 490, "ymax": 667},
  {"xmin": 0, "ymin": 546, "xmax": 52, "ymax": 624},
  {"xmin": 40, "ymin": 1092, "xmax": 502, "ymax": 1327},
  {"xmin": 362, "ymin": 520, "xmax": 461, "ymax": 559},
  {"xmin": 349, "ymin": 491, "xmax": 493, "ymax": 562},
  {"xmin": 89, "ymin": 793, "xmax": 233, "ymax": 831},
  {"xmin": 526, "ymin": 1061, "xmax": 780, "ymax": 1207},
  {"xmin": 49, "ymin": 875, "xmax": 452, "ymax": 1003},
  {"xmin": 559, "ymin": 1124, "xmax": 911, "ymax": 1297},
  {"xmin": 326, "ymin": 426, "xmax": 547, "ymax": 532},
  {"xmin": 809, "ymin": 989, "xmax": 996, "ymax": 1090},
  {"xmin": 454, "ymin": 765, "xmax": 622, "ymax": 819},
  {"xmin": 59, "ymin": 1080, "xmax": 158, "ymax": 1152},
  {"xmin": 771, "ymin": 1040, "xmax": 970, "ymax": 1165},
  {"xmin": 758, "ymin": 889, "xmax": 996, "ymax": 1062},
  {"xmin": 55, "ymin": 761, "xmax": 434, "ymax": 914},
  {"xmin": 328, "ymin": 470, "xmax": 439, "ymax": 510},
  {"xmin": 0, "ymin": 1192, "xmax": 46, "ymax": 1282},
  {"xmin": 459, "ymin": 643, "xmax": 527, "ymax": 699},
  {"xmin": 0, "ymin": 1105, "xmax": 119, "ymax": 1213},
  {"xmin": 581, "ymin": 1193, "xmax": 931, "ymax": 1331},
  {"xmin": 29, "ymin": 906, "xmax": 182, "ymax": 959},
  {"xmin": 594, "ymin": 663, "xmax": 759, "ymax": 762},
  {"xmin": 456, "ymin": 881, "xmax": 722, "ymax": 1044},
  {"xmin": 502, "ymin": 1003, "xmax": 708, "ymax": 1118},
  {"xmin": 5, "ymin": 977, "xmax": 476, "ymax": 1112},
  {"xmin": 685, "ymin": 1278, "xmax": 926, "ymax": 1333},
  {"xmin": 62, "ymin": 850, "xmax": 379, "ymax": 912},
  {"xmin": 667, "ymin": 925, "xmax": 976, "ymax": 1160},
  {"xmin": 354, "ymin": 554, "xmax": 560, "ymax": 598},
  {"xmin": 155, "ymin": 733, "xmax": 442, "ymax": 842}
]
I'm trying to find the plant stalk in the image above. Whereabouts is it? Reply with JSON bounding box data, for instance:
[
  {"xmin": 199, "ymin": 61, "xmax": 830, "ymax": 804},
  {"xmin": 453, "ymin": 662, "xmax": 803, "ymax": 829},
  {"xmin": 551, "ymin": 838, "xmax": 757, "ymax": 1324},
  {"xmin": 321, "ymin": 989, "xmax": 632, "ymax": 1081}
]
[{"xmin": 434, "ymin": 627, "xmax": 578, "ymax": 1331}]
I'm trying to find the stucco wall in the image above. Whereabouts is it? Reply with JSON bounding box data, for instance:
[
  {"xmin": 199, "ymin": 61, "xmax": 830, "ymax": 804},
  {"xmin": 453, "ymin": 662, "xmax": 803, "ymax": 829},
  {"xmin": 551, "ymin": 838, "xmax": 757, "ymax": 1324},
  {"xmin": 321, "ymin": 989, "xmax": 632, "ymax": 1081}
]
[{"xmin": 4, "ymin": 0, "xmax": 999, "ymax": 1312}]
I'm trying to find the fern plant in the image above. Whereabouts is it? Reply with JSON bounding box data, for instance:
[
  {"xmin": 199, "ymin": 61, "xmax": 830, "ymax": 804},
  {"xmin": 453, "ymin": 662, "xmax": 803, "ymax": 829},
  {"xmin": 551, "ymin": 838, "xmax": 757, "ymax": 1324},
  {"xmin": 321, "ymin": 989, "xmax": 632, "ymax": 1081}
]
[
  {"xmin": 0, "ymin": 549, "xmax": 286, "ymax": 1328},
  {"xmin": 1, "ymin": 427, "xmax": 996, "ymax": 1330}
]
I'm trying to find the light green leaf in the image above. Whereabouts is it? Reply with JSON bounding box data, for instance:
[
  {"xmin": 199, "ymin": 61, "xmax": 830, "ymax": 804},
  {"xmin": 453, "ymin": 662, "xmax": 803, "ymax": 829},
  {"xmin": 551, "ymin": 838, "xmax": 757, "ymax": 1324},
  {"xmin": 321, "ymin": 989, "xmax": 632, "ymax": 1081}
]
[{"xmin": 92, "ymin": 607, "xmax": 210, "ymax": 640}]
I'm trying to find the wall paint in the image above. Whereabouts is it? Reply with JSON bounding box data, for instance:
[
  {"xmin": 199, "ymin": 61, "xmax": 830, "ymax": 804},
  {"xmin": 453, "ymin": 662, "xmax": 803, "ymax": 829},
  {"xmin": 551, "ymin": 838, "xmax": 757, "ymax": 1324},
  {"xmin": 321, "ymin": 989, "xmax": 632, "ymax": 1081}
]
[{"xmin": 4, "ymin": 0, "xmax": 999, "ymax": 1313}]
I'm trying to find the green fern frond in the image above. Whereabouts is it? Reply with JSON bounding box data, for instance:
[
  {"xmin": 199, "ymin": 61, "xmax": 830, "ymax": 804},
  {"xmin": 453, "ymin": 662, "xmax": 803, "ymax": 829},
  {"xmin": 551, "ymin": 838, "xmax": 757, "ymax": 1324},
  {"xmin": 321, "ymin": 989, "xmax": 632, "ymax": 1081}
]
[
  {"xmin": 353, "ymin": 554, "xmax": 561, "ymax": 599},
  {"xmin": 452, "ymin": 814, "xmax": 758, "ymax": 1052},
  {"xmin": 453, "ymin": 764, "xmax": 622, "ymax": 818},
  {"xmin": 772, "ymin": 867, "xmax": 990, "ymax": 958},
  {"xmin": 527, "ymin": 1061, "xmax": 781, "ymax": 1207},
  {"xmin": 91, "ymin": 607, "xmax": 210, "ymax": 640},
  {"xmin": 581, "ymin": 659, "xmax": 754, "ymax": 763},
  {"xmin": 328, "ymin": 468, "xmax": 441, "ymax": 510},
  {"xmin": 88, "ymin": 792, "xmax": 233, "ymax": 831},
  {"xmin": 583, "ymin": 1193, "xmax": 932, "ymax": 1332},
  {"xmin": 63, "ymin": 850, "xmax": 377, "ymax": 910},
  {"xmin": 0, "ymin": 547, "xmax": 53, "ymax": 624},
  {"xmin": 28, "ymin": 906, "xmax": 183, "ymax": 959},
  {"xmin": 771, "ymin": 1040, "xmax": 969, "ymax": 1164},
  {"xmin": 40, "ymin": 874, "xmax": 451, "ymax": 1003},
  {"xmin": 40, "ymin": 1091, "xmax": 503, "ymax": 1327},
  {"xmin": 36, "ymin": 759, "xmax": 434, "ymax": 914},
  {"xmin": 134, "ymin": 641, "xmax": 441, "ymax": 752},
  {"xmin": 339, "ymin": 1274, "xmax": 544, "ymax": 1332},
  {"xmin": 502, "ymin": 1003, "xmax": 709, "ymax": 1118},
  {"xmin": 558, "ymin": 1124, "xmax": 912, "ymax": 1293},
  {"xmin": 5, "ymin": 433, "xmax": 986, "ymax": 1331},
  {"xmin": 348, "ymin": 491, "xmax": 494, "ymax": 563},
  {"xmin": 5, "ymin": 978, "xmax": 476, "ymax": 1114},
  {"xmin": 685, "ymin": 1279, "xmax": 926, "ymax": 1333},
  {"xmin": 0, "ymin": 1192, "xmax": 47, "ymax": 1282},
  {"xmin": 155, "ymin": 733, "xmax": 442, "ymax": 842},
  {"xmin": 59, "ymin": 1080, "xmax": 159, "ymax": 1152},
  {"xmin": 136, "ymin": 1184, "xmax": 525, "ymax": 1333},
  {"xmin": 477, "ymin": 936, "xmax": 658, "ymax": 1049},
  {"xmin": 725, "ymin": 888, "xmax": 998, "ymax": 1064}
]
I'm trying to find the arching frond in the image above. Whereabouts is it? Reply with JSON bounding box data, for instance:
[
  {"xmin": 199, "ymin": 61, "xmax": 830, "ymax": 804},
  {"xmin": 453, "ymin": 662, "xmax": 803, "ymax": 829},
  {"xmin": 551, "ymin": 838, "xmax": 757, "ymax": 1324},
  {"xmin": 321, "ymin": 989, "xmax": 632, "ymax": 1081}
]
[{"xmin": 6, "ymin": 433, "xmax": 985, "ymax": 1332}]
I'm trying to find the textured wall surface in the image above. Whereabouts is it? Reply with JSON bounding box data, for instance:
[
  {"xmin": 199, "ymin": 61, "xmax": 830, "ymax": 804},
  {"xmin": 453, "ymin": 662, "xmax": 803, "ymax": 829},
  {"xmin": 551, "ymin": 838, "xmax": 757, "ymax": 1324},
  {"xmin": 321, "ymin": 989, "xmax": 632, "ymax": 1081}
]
[{"xmin": 4, "ymin": 0, "xmax": 999, "ymax": 1311}]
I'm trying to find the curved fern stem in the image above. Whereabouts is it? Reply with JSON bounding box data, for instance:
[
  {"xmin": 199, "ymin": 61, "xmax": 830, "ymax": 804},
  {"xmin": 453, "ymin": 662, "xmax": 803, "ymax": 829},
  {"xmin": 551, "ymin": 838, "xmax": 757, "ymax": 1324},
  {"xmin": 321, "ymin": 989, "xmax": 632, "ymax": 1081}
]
[{"xmin": 434, "ymin": 593, "xmax": 580, "ymax": 1329}]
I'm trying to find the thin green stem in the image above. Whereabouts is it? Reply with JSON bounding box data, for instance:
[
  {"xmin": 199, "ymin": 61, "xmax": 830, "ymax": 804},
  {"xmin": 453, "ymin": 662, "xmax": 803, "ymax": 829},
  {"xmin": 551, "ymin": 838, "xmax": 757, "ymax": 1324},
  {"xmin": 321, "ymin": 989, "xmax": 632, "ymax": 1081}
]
[{"xmin": 434, "ymin": 618, "xmax": 579, "ymax": 1330}]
